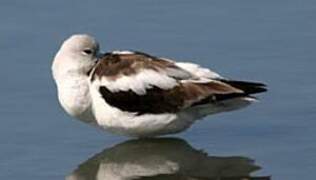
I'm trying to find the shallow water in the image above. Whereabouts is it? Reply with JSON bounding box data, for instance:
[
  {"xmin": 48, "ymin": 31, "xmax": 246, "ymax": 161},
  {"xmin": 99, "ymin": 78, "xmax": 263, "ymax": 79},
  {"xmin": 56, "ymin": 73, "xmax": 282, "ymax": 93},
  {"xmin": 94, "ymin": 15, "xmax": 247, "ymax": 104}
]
[{"xmin": 0, "ymin": 1, "xmax": 315, "ymax": 179}]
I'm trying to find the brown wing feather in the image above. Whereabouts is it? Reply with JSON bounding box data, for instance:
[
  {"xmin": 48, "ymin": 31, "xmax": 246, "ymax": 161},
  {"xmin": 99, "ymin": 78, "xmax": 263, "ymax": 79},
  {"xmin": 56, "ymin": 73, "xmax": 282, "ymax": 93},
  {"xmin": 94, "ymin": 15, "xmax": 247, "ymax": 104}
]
[
  {"xmin": 92, "ymin": 51, "xmax": 264, "ymax": 115},
  {"xmin": 92, "ymin": 52, "xmax": 187, "ymax": 81},
  {"xmin": 218, "ymin": 79, "xmax": 267, "ymax": 95},
  {"xmin": 98, "ymin": 80, "xmax": 244, "ymax": 115}
]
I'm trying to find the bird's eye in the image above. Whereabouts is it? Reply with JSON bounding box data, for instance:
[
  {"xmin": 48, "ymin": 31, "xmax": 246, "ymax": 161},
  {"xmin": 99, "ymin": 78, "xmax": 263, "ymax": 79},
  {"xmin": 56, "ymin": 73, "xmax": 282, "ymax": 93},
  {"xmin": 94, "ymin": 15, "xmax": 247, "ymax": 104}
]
[{"xmin": 83, "ymin": 49, "xmax": 93, "ymax": 55}]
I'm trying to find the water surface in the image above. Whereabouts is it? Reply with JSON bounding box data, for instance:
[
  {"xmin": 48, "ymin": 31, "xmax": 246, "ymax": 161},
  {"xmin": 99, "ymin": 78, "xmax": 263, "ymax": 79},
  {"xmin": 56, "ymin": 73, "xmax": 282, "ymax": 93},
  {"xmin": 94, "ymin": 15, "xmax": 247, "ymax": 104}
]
[{"xmin": 0, "ymin": 1, "xmax": 315, "ymax": 179}]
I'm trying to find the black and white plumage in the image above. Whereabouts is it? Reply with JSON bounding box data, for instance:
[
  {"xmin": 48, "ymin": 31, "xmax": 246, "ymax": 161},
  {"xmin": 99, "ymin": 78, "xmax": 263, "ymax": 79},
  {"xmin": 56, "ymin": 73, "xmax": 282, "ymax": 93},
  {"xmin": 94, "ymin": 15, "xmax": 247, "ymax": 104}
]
[{"xmin": 52, "ymin": 34, "xmax": 267, "ymax": 137}]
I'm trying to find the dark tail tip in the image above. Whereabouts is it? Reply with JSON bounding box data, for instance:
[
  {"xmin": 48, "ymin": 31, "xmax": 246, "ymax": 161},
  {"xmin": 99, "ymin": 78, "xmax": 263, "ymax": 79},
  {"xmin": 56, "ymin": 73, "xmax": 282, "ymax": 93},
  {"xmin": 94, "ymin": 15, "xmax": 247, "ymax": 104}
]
[{"xmin": 219, "ymin": 80, "xmax": 268, "ymax": 95}]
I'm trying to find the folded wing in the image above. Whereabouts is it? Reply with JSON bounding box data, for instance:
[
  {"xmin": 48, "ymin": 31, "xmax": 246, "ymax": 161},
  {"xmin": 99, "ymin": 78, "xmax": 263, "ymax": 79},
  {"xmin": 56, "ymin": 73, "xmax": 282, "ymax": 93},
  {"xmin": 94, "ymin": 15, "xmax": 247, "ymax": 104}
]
[{"xmin": 90, "ymin": 51, "xmax": 266, "ymax": 115}]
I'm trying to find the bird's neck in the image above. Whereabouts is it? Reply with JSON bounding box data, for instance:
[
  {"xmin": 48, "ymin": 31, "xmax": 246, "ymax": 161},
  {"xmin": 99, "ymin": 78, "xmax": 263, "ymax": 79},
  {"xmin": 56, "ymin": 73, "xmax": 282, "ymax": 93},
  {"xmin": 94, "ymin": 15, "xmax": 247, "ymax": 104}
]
[{"xmin": 52, "ymin": 58, "xmax": 95, "ymax": 123}]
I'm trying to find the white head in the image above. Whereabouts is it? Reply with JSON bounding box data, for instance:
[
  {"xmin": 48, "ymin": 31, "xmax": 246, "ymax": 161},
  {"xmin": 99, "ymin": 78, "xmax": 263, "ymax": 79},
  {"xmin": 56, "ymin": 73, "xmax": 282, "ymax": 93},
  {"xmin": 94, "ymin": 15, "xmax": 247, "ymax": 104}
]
[
  {"xmin": 52, "ymin": 34, "xmax": 100, "ymax": 80},
  {"xmin": 52, "ymin": 34, "xmax": 100, "ymax": 121}
]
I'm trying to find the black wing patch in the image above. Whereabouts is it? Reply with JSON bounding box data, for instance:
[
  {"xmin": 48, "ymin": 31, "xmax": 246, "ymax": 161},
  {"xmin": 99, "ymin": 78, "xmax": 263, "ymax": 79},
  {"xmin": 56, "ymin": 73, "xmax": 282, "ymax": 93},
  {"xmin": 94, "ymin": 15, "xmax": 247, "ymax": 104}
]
[
  {"xmin": 99, "ymin": 86, "xmax": 182, "ymax": 115},
  {"xmin": 98, "ymin": 80, "xmax": 267, "ymax": 115}
]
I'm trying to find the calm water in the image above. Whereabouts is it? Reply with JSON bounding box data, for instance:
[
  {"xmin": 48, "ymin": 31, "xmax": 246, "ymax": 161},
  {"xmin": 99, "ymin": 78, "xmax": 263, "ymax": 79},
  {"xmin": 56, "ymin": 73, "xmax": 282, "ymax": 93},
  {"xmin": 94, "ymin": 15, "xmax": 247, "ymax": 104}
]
[{"xmin": 1, "ymin": 1, "xmax": 315, "ymax": 179}]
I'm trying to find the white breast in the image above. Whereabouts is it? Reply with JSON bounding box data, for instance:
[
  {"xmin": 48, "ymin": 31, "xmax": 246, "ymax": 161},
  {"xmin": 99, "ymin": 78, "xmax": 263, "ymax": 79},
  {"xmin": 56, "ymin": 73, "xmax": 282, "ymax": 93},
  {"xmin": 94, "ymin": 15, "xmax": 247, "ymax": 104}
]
[{"xmin": 57, "ymin": 75, "xmax": 95, "ymax": 123}]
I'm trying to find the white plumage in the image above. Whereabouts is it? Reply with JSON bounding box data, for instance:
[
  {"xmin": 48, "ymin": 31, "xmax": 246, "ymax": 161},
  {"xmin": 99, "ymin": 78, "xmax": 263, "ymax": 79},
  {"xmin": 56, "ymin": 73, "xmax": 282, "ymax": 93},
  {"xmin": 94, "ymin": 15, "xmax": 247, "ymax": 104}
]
[
  {"xmin": 52, "ymin": 34, "xmax": 266, "ymax": 137},
  {"xmin": 96, "ymin": 69, "xmax": 178, "ymax": 95}
]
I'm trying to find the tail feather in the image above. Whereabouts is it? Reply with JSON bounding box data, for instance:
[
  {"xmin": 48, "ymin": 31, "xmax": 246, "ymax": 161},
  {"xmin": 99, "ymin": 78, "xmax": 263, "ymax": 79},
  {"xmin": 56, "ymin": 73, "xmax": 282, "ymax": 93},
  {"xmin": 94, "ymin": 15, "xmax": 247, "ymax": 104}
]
[
  {"xmin": 219, "ymin": 80, "xmax": 267, "ymax": 95},
  {"xmin": 192, "ymin": 79, "xmax": 267, "ymax": 107}
]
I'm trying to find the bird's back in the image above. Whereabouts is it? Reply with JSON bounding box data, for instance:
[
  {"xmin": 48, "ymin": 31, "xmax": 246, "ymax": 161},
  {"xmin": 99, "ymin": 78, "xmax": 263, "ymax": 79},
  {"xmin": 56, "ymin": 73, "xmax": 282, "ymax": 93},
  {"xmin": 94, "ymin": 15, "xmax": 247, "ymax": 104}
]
[{"xmin": 87, "ymin": 51, "xmax": 266, "ymax": 137}]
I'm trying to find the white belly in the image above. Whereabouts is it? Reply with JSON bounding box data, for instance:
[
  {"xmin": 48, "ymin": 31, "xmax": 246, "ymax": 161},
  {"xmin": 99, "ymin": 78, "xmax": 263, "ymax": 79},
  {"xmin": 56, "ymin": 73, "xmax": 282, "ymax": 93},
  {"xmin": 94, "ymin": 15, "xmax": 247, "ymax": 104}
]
[
  {"xmin": 90, "ymin": 86, "xmax": 195, "ymax": 137},
  {"xmin": 90, "ymin": 83, "xmax": 254, "ymax": 137}
]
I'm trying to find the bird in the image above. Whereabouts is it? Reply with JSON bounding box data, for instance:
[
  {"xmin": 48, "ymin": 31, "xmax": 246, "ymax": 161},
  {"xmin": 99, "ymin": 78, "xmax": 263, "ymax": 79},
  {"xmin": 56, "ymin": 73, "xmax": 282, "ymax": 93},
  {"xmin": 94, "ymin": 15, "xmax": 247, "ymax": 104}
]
[{"xmin": 52, "ymin": 34, "xmax": 267, "ymax": 137}]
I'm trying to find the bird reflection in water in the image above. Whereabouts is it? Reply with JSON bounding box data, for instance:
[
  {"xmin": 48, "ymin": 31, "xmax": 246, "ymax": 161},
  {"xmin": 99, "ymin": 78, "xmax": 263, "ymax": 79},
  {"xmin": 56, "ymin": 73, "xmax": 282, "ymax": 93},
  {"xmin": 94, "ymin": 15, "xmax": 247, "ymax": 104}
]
[{"xmin": 66, "ymin": 138, "xmax": 270, "ymax": 180}]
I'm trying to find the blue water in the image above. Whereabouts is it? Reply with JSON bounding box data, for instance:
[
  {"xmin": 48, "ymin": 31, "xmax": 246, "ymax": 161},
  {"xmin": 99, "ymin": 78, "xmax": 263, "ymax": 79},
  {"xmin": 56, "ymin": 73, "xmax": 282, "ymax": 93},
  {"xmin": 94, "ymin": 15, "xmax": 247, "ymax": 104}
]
[{"xmin": 1, "ymin": 1, "xmax": 316, "ymax": 179}]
